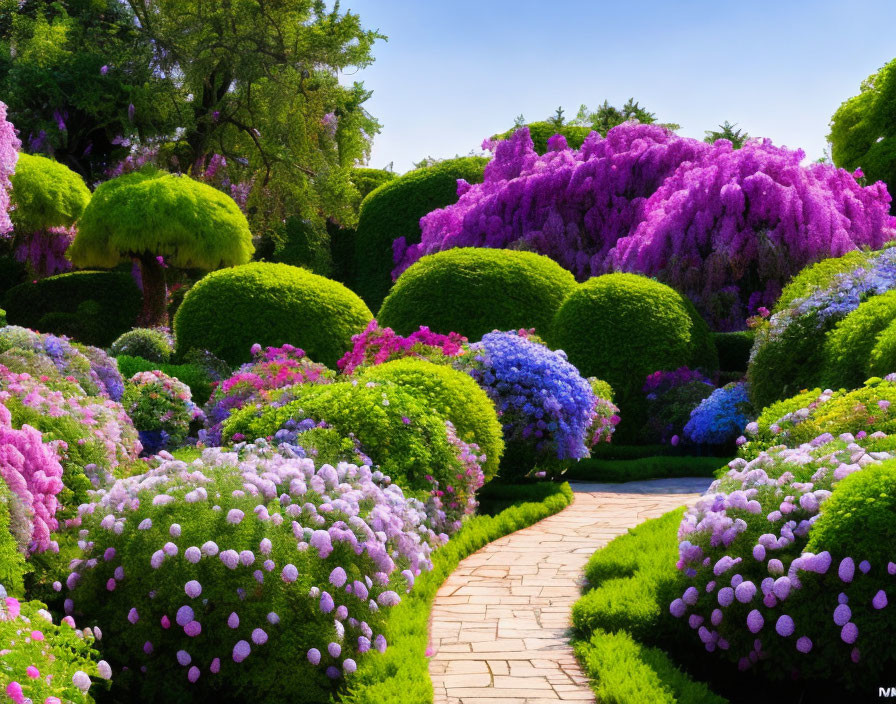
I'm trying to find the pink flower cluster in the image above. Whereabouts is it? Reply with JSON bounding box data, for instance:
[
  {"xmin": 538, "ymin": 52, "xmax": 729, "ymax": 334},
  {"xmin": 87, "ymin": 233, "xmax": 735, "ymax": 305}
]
[
  {"xmin": 0, "ymin": 101, "xmax": 20, "ymax": 235},
  {"xmin": 337, "ymin": 320, "xmax": 467, "ymax": 376},
  {"xmin": 425, "ymin": 422, "xmax": 486, "ymax": 533},
  {"xmin": 0, "ymin": 402, "xmax": 63, "ymax": 554},
  {"xmin": 398, "ymin": 123, "xmax": 896, "ymax": 329}
]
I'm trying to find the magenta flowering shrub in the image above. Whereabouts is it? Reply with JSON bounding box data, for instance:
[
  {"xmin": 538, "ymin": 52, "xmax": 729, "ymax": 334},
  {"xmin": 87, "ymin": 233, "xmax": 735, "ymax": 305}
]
[
  {"xmin": 0, "ymin": 591, "xmax": 104, "ymax": 704},
  {"xmin": 0, "ymin": 102, "xmax": 20, "ymax": 235},
  {"xmin": 0, "ymin": 403, "xmax": 63, "ymax": 555},
  {"xmin": 671, "ymin": 432, "xmax": 896, "ymax": 683},
  {"xmin": 123, "ymin": 371, "xmax": 204, "ymax": 450},
  {"xmin": 201, "ymin": 344, "xmax": 333, "ymax": 447},
  {"xmin": 399, "ymin": 123, "xmax": 896, "ymax": 329},
  {"xmin": 336, "ymin": 321, "xmax": 467, "ymax": 376},
  {"xmin": 63, "ymin": 442, "xmax": 446, "ymax": 703}
]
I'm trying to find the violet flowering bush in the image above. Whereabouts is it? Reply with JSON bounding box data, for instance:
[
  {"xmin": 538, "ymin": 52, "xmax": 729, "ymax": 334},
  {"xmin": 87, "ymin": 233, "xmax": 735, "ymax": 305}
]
[
  {"xmin": 670, "ymin": 432, "xmax": 896, "ymax": 684},
  {"xmin": 0, "ymin": 403, "xmax": 64, "ymax": 556},
  {"xmin": 455, "ymin": 331, "xmax": 616, "ymax": 477},
  {"xmin": 0, "ymin": 102, "xmax": 20, "ymax": 235},
  {"xmin": 122, "ymin": 371, "xmax": 204, "ymax": 452},
  {"xmin": 683, "ymin": 382, "xmax": 755, "ymax": 446},
  {"xmin": 62, "ymin": 442, "xmax": 447, "ymax": 703},
  {"xmin": 398, "ymin": 123, "xmax": 896, "ymax": 329},
  {"xmin": 641, "ymin": 367, "xmax": 715, "ymax": 445},
  {"xmin": 336, "ymin": 321, "xmax": 467, "ymax": 376},
  {"xmin": 201, "ymin": 344, "xmax": 334, "ymax": 447},
  {"xmin": 0, "ymin": 588, "xmax": 105, "ymax": 704},
  {"xmin": 13, "ymin": 227, "xmax": 75, "ymax": 279}
]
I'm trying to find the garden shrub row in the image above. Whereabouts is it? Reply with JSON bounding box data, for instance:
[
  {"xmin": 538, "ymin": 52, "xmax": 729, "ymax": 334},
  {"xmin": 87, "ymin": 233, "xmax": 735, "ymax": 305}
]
[{"xmin": 341, "ymin": 482, "xmax": 574, "ymax": 704}]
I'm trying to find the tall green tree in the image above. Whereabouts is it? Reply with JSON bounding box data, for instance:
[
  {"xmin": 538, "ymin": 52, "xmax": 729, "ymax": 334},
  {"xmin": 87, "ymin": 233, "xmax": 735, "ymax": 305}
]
[
  {"xmin": 704, "ymin": 120, "xmax": 749, "ymax": 148},
  {"xmin": 0, "ymin": 0, "xmax": 179, "ymax": 182},
  {"xmin": 573, "ymin": 98, "xmax": 680, "ymax": 135},
  {"xmin": 829, "ymin": 57, "xmax": 896, "ymax": 197}
]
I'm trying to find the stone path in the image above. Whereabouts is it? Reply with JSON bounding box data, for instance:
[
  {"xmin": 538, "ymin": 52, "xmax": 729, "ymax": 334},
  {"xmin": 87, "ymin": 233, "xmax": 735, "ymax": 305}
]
[{"xmin": 428, "ymin": 477, "xmax": 712, "ymax": 704}]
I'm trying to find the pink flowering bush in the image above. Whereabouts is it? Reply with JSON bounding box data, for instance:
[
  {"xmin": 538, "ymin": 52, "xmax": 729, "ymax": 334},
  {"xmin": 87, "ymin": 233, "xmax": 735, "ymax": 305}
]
[
  {"xmin": 123, "ymin": 371, "xmax": 204, "ymax": 453},
  {"xmin": 336, "ymin": 321, "xmax": 467, "ymax": 376},
  {"xmin": 0, "ymin": 102, "xmax": 20, "ymax": 235},
  {"xmin": 671, "ymin": 431, "xmax": 896, "ymax": 685},
  {"xmin": 0, "ymin": 590, "xmax": 104, "ymax": 704},
  {"xmin": 0, "ymin": 403, "xmax": 63, "ymax": 555},
  {"xmin": 63, "ymin": 442, "xmax": 447, "ymax": 703},
  {"xmin": 399, "ymin": 123, "xmax": 896, "ymax": 329},
  {"xmin": 201, "ymin": 344, "xmax": 333, "ymax": 447}
]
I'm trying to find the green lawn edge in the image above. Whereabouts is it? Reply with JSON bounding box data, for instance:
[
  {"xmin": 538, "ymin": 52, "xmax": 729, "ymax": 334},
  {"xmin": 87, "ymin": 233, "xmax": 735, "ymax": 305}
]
[{"xmin": 337, "ymin": 481, "xmax": 575, "ymax": 703}]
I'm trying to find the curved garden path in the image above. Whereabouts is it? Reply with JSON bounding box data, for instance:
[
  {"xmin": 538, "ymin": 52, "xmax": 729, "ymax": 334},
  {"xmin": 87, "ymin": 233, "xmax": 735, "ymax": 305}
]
[{"xmin": 428, "ymin": 477, "xmax": 713, "ymax": 704}]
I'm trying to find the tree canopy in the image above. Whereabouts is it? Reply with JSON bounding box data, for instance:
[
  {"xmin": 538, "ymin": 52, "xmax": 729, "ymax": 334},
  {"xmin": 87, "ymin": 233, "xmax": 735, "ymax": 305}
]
[
  {"xmin": 704, "ymin": 121, "xmax": 749, "ymax": 148},
  {"xmin": 8, "ymin": 153, "xmax": 91, "ymax": 232}
]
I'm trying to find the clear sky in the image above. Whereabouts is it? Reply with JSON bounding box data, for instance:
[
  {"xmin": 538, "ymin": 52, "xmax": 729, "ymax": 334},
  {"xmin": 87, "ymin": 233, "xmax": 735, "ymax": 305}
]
[{"xmin": 341, "ymin": 0, "xmax": 896, "ymax": 173}]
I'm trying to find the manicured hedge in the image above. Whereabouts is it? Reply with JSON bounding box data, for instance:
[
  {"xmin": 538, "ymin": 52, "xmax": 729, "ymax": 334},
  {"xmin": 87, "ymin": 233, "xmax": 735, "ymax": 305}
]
[
  {"xmin": 174, "ymin": 262, "xmax": 372, "ymax": 366},
  {"xmin": 111, "ymin": 328, "xmax": 173, "ymax": 363},
  {"xmin": 351, "ymin": 167, "xmax": 397, "ymax": 200},
  {"xmin": 8, "ymin": 152, "xmax": 91, "ymax": 231},
  {"xmin": 712, "ymin": 331, "xmax": 754, "ymax": 374},
  {"xmin": 378, "ymin": 248, "xmax": 577, "ymax": 340},
  {"xmin": 359, "ymin": 358, "xmax": 504, "ymax": 480},
  {"xmin": 353, "ymin": 157, "xmax": 489, "ymax": 309},
  {"xmin": 561, "ymin": 455, "xmax": 728, "ymax": 483},
  {"xmin": 3, "ymin": 271, "xmax": 141, "ymax": 347},
  {"xmin": 115, "ymin": 355, "xmax": 214, "ymax": 406},
  {"xmin": 340, "ymin": 482, "xmax": 574, "ymax": 704},
  {"xmin": 549, "ymin": 273, "xmax": 717, "ymax": 440}
]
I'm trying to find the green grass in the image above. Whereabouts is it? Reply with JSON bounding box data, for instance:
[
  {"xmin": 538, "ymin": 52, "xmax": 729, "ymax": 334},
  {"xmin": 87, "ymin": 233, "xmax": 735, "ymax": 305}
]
[
  {"xmin": 571, "ymin": 508, "xmax": 727, "ymax": 704},
  {"xmin": 338, "ymin": 482, "xmax": 575, "ymax": 704},
  {"xmin": 563, "ymin": 455, "xmax": 731, "ymax": 483}
]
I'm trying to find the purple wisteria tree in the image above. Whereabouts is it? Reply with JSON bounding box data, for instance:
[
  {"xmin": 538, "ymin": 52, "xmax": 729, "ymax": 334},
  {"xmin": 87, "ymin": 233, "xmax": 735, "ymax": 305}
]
[
  {"xmin": 0, "ymin": 102, "xmax": 20, "ymax": 235},
  {"xmin": 397, "ymin": 124, "xmax": 896, "ymax": 329}
]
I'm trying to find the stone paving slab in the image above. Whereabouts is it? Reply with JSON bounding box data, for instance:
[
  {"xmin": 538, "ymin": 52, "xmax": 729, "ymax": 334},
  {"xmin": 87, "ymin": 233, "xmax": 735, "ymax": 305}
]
[{"xmin": 428, "ymin": 478, "xmax": 712, "ymax": 704}]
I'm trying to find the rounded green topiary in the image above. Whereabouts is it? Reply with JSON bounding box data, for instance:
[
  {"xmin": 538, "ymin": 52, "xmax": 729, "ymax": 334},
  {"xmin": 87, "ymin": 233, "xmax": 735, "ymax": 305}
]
[
  {"xmin": 549, "ymin": 273, "xmax": 717, "ymax": 440},
  {"xmin": 3, "ymin": 271, "xmax": 141, "ymax": 347},
  {"xmin": 359, "ymin": 358, "xmax": 504, "ymax": 480},
  {"xmin": 377, "ymin": 248, "xmax": 577, "ymax": 340},
  {"xmin": 8, "ymin": 153, "xmax": 91, "ymax": 232},
  {"xmin": 111, "ymin": 328, "xmax": 174, "ymax": 364},
  {"xmin": 351, "ymin": 167, "xmax": 397, "ymax": 201},
  {"xmin": 68, "ymin": 167, "xmax": 254, "ymax": 326},
  {"xmin": 174, "ymin": 262, "xmax": 372, "ymax": 367},
  {"xmin": 748, "ymin": 251, "xmax": 874, "ymax": 410},
  {"xmin": 353, "ymin": 156, "xmax": 489, "ymax": 309},
  {"xmin": 821, "ymin": 290, "xmax": 896, "ymax": 390},
  {"xmin": 223, "ymin": 381, "xmax": 468, "ymax": 495}
]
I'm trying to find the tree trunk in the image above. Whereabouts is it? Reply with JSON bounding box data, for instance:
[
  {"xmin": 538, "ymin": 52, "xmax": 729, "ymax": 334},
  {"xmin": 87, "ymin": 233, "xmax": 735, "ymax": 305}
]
[{"xmin": 137, "ymin": 254, "xmax": 168, "ymax": 327}]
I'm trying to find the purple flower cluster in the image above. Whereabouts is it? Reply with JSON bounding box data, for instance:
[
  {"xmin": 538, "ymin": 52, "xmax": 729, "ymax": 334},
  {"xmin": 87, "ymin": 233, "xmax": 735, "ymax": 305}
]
[
  {"xmin": 0, "ymin": 102, "xmax": 20, "ymax": 235},
  {"xmin": 63, "ymin": 441, "xmax": 448, "ymax": 698},
  {"xmin": 13, "ymin": 226, "xmax": 75, "ymax": 278},
  {"xmin": 397, "ymin": 123, "xmax": 896, "ymax": 329},
  {"xmin": 672, "ymin": 432, "xmax": 895, "ymax": 675}
]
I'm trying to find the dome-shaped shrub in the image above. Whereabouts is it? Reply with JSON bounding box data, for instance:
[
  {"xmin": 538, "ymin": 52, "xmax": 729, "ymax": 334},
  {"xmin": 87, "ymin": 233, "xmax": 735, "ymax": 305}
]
[
  {"xmin": 359, "ymin": 358, "xmax": 503, "ymax": 480},
  {"xmin": 351, "ymin": 167, "xmax": 397, "ymax": 201},
  {"xmin": 353, "ymin": 156, "xmax": 488, "ymax": 309},
  {"xmin": 821, "ymin": 290, "xmax": 896, "ymax": 390},
  {"xmin": 222, "ymin": 382, "xmax": 485, "ymax": 517},
  {"xmin": 174, "ymin": 263, "xmax": 372, "ymax": 367},
  {"xmin": 549, "ymin": 273, "xmax": 717, "ymax": 439},
  {"xmin": 111, "ymin": 328, "xmax": 174, "ymax": 364},
  {"xmin": 378, "ymin": 248, "xmax": 576, "ymax": 340},
  {"xmin": 748, "ymin": 250, "xmax": 881, "ymax": 410},
  {"xmin": 64, "ymin": 443, "xmax": 445, "ymax": 703},
  {"xmin": 8, "ymin": 153, "xmax": 91, "ymax": 232}
]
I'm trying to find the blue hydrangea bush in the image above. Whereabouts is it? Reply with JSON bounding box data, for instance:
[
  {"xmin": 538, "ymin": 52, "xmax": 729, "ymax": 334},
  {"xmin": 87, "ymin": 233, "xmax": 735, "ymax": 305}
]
[
  {"xmin": 683, "ymin": 382, "xmax": 755, "ymax": 446},
  {"xmin": 62, "ymin": 441, "xmax": 447, "ymax": 703}
]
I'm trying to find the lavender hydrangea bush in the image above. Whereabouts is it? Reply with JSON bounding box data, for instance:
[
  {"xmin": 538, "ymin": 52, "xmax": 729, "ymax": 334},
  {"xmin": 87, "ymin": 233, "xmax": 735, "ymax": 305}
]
[
  {"xmin": 63, "ymin": 442, "xmax": 447, "ymax": 703},
  {"xmin": 398, "ymin": 123, "xmax": 895, "ymax": 329},
  {"xmin": 0, "ymin": 101, "xmax": 20, "ymax": 235},
  {"xmin": 671, "ymin": 432, "xmax": 896, "ymax": 685}
]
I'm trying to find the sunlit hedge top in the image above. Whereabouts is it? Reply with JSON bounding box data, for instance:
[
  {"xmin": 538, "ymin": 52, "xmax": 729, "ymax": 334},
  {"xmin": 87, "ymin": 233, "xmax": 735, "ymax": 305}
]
[
  {"xmin": 8, "ymin": 153, "xmax": 91, "ymax": 232},
  {"xmin": 68, "ymin": 168, "xmax": 253, "ymax": 269}
]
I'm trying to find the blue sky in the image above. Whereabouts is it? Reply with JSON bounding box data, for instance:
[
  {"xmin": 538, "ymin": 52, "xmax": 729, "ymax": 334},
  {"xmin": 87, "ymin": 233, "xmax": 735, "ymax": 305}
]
[{"xmin": 342, "ymin": 0, "xmax": 896, "ymax": 173}]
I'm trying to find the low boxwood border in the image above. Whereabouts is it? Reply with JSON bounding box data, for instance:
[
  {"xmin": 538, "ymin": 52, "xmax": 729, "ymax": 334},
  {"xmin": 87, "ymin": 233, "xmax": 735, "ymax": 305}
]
[{"xmin": 338, "ymin": 482, "xmax": 574, "ymax": 703}]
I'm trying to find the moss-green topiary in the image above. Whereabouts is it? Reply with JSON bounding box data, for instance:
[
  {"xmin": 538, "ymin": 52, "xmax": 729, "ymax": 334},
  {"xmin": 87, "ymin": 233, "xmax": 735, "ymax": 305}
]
[
  {"xmin": 351, "ymin": 167, "xmax": 397, "ymax": 201},
  {"xmin": 821, "ymin": 290, "xmax": 896, "ymax": 390},
  {"xmin": 359, "ymin": 358, "xmax": 504, "ymax": 480},
  {"xmin": 377, "ymin": 248, "xmax": 576, "ymax": 340},
  {"xmin": 68, "ymin": 168, "xmax": 254, "ymax": 326},
  {"xmin": 549, "ymin": 273, "xmax": 717, "ymax": 441},
  {"xmin": 353, "ymin": 157, "xmax": 489, "ymax": 309},
  {"xmin": 491, "ymin": 121, "xmax": 592, "ymax": 154},
  {"xmin": 8, "ymin": 153, "xmax": 91, "ymax": 232},
  {"xmin": 3, "ymin": 271, "xmax": 141, "ymax": 347},
  {"xmin": 111, "ymin": 328, "xmax": 173, "ymax": 364},
  {"xmin": 174, "ymin": 262, "xmax": 372, "ymax": 367}
]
